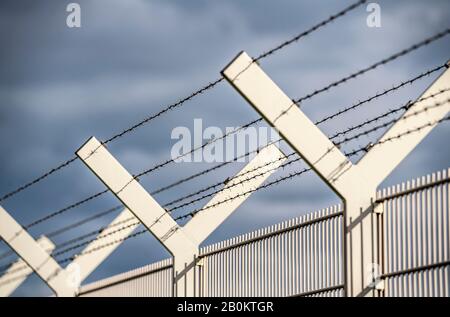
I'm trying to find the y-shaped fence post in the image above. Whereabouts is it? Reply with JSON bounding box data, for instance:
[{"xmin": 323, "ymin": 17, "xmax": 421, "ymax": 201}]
[
  {"xmin": 69, "ymin": 208, "xmax": 139, "ymax": 285},
  {"xmin": 0, "ymin": 206, "xmax": 76, "ymax": 296},
  {"xmin": 76, "ymin": 137, "xmax": 286, "ymax": 296},
  {"xmin": 0, "ymin": 235, "xmax": 55, "ymax": 297},
  {"xmin": 222, "ymin": 52, "xmax": 450, "ymax": 296},
  {"xmin": 0, "ymin": 207, "xmax": 139, "ymax": 297}
]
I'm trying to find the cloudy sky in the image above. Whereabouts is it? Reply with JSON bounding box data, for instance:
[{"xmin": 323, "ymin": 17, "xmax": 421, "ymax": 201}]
[{"xmin": 0, "ymin": 0, "xmax": 449, "ymax": 296}]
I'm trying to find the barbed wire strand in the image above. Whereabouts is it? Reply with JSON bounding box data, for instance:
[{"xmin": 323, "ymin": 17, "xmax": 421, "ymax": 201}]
[
  {"xmin": 165, "ymin": 93, "xmax": 450, "ymax": 212},
  {"xmin": 293, "ymin": 28, "xmax": 450, "ymax": 104},
  {"xmin": 8, "ymin": 112, "xmax": 445, "ymax": 272},
  {"xmin": 21, "ymin": 62, "xmax": 449, "ymax": 232},
  {"xmin": 175, "ymin": 113, "xmax": 450, "ymax": 221},
  {"xmin": 4, "ymin": 86, "xmax": 448, "ymax": 277}
]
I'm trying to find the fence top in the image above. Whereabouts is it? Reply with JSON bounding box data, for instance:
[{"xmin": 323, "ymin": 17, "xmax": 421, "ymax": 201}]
[
  {"xmin": 79, "ymin": 167, "xmax": 449, "ymax": 294},
  {"xmin": 199, "ymin": 204, "xmax": 343, "ymax": 257},
  {"xmin": 79, "ymin": 258, "xmax": 172, "ymax": 295}
]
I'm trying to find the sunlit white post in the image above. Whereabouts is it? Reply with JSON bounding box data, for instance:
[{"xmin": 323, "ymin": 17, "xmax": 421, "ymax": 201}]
[
  {"xmin": 76, "ymin": 137, "xmax": 286, "ymax": 296},
  {"xmin": 222, "ymin": 51, "xmax": 450, "ymax": 296}
]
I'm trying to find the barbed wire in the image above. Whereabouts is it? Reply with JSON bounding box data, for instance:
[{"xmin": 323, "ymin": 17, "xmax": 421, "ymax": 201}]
[
  {"xmin": 315, "ymin": 63, "xmax": 447, "ymax": 125},
  {"xmin": 56, "ymin": 229, "xmax": 149, "ymax": 265},
  {"xmin": 175, "ymin": 112, "xmax": 450, "ymax": 221},
  {"xmin": 162, "ymin": 89, "xmax": 450, "ymax": 211},
  {"xmin": 162, "ymin": 150, "xmax": 294, "ymax": 209},
  {"xmin": 0, "ymin": 4, "xmax": 447, "ymax": 287},
  {"xmin": 52, "ymin": 217, "xmax": 137, "ymax": 252},
  {"xmin": 21, "ymin": 61, "xmax": 449, "ymax": 235},
  {"xmin": 330, "ymin": 88, "xmax": 450, "ymax": 141},
  {"xmin": 0, "ymin": 157, "xmax": 78, "ymax": 203},
  {"xmin": 0, "ymin": 272, "xmax": 31, "ymax": 288},
  {"xmin": 336, "ymin": 98, "xmax": 450, "ymax": 147},
  {"xmin": 0, "ymin": 1, "xmax": 366, "ymax": 206},
  {"xmin": 255, "ymin": 1, "xmax": 367, "ymax": 61},
  {"xmin": 24, "ymin": 189, "xmax": 110, "ymax": 229},
  {"xmin": 4, "ymin": 110, "xmax": 447, "ymax": 274},
  {"xmin": 1, "ymin": 28, "xmax": 446, "ymax": 279},
  {"xmin": 4, "ymin": 86, "xmax": 447, "ymax": 279},
  {"xmin": 68, "ymin": 31, "xmax": 450, "ymax": 226},
  {"xmin": 51, "ymin": 221, "xmax": 141, "ymax": 258},
  {"xmin": 0, "ymin": 216, "xmax": 138, "ymax": 277},
  {"xmin": 44, "ymin": 205, "xmax": 123, "ymax": 239},
  {"xmin": 24, "ymin": 117, "xmax": 262, "ymax": 230},
  {"xmin": 293, "ymin": 28, "xmax": 450, "ymax": 104}
]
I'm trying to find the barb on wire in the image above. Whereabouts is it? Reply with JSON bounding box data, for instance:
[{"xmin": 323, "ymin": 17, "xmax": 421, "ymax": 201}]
[
  {"xmin": 51, "ymin": 221, "xmax": 141, "ymax": 258},
  {"xmin": 0, "ymin": 0, "xmax": 369, "ymax": 204},
  {"xmin": 21, "ymin": 118, "xmax": 262, "ymax": 232},
  {"xmin": 255, "ymin": 0, "xmax": 368, "ymax": 61},
  {"xmin": 150, "ymin": 139, "xmax": 279, "ymax": 195},
  {"xmin": 330, "ymin": 88, "xmax": 450, "ymax": 141},
  {"xmin": 164, "ymin": 153, "xmax": 298, "ymax": 212},
  {"xmin": 56, "ymin": 229, "xmax": 148, "ymax": 265},
  {"xmin": 315, "ymin": 64, "xmax": 447, "ymax": 125},
  {"xmin": 24, "ymin": 189, "xmax": 109, "ymax": 230},
  {"xmin": 0, "ymin": 157, "xmax": 78, "ymax": 203},
  {"xmin": 177, "ymin": 113, "xmax": 450, "ymax": 221},
  {"xmin": 20, "ymin": 61, "xmax": 449, "ymax": 233},
  {"xmin": 51, "ymin": 216, "xmax": 136, "ymax": 251},
  {"xmin": 11, "ymin": 98, "xmax": 446, "ymax": 274},
  {"xmin": 44, "ymin": 109, "xmax": 450, "ymax": 263},
  {"xmin": 0, "ymin": 273, "xmax": 31, "ymax": 288},
  {"xmin": 8, "ymin": 28, "xmax": 449, "ymax": 236}
]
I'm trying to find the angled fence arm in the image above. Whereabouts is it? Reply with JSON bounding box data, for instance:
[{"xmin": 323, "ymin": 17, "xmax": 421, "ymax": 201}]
[
  {"xmin": 76, "ymin": 137, "xmax": 197, "ymax": 296},
  {"xmin": 76, "ymin": 137, "xmax": 285, "ymax": 296},
  {"xmin": 222, "ymin": 52, "xmax": 355, "ymax": 198},
  {"xmin": 183, "ymin": 143, "xmax": 286, "ymax": 244},
  {"xmin": 71, "ymin": 208, "xmax": 139, "ymax": 284},
  {"xmin": 222, "ymin": 51, "xmax": 449, "ymax": 297},
  {"xmin": 356, "ymin": 66, "xmax": 450, "ymax": 188},
  {"xmin": 0, "ymin": 236, "xmax": 55, "ymax": 297},
  {"xmin": 0, "ymin": 206, "xmax": 76, "ymax": 297}
]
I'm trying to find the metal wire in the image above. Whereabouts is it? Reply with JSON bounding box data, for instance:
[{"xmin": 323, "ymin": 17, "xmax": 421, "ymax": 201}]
[
  {"xmin": 26, "ymin": 110, "xmax": 448, "ymax": 267},
  {"xmin": 44, "ymin": 205, "xmax": 123, "ymax": 239},
  {"xmin": 24, "ymin": 189, "xmax": 110, "ymax": 229},
  {"xmin": 254, "ymin": 0, "xmax": 368, "ymax": 61},
  {"xmin": 163, "ymin": 90, "xmax": 450, "ymax": 211},
  {"xmin": 0, "ymin": 1, "xmax": 365, "ymax": 205},
  {"xmin": 315, "ymin": 64, "xmax": 447, "ymax": 125},
  {"xmin": 23, "ymin": 64, "xmax": 449, "ymax": 234}
]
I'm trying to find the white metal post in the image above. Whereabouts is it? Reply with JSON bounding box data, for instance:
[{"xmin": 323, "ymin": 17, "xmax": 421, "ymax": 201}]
[
  {"xmin": 0, "ymin": 207, "xmax": 139, "ymax": 297},
  {"xmin": 0, "ymin": 206, "xmax": 76, "ymax": 297},
  {"xmin": 222, "ymin": 51, "xmax": 450, "ymax": 296},
  {"xmin": 0, "ymin": 235, "xmax": 55, "ymax": 297},
  {"xmin": 76, "ymin": 137, "xmax": 286, "ymax": 296}
]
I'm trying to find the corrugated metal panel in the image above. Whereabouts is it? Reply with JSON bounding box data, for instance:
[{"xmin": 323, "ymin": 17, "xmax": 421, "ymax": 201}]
[{"xmin": 79, "ymin": 258, "xmax": 173, "ymax": 297}]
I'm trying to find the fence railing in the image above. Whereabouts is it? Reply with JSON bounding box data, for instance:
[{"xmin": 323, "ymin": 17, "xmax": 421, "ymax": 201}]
[
  {"xmin": 78, "ymin": 168, "xmax": 450, "ymax": 297},
  {"xmin": 379, "ymin": 168, "xmax": 450, "ymax": 297}
]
